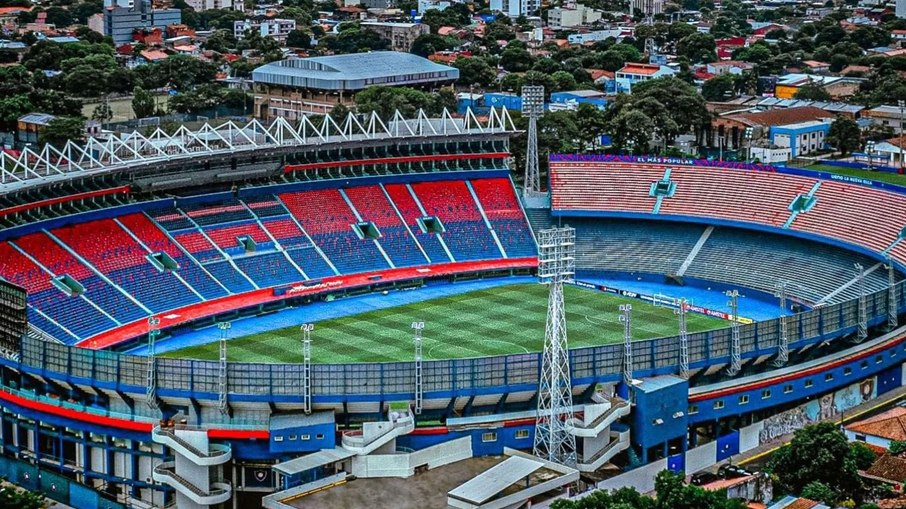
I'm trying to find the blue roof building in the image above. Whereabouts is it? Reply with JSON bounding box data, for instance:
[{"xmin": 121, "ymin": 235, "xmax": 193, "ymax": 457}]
[
  {"xmin": 252, "ymin": 52, "xmax": 459, "ymax": 120},
  {"xmin": 769, "ymin": 120, "xmax": 831, "ymax": 158}
]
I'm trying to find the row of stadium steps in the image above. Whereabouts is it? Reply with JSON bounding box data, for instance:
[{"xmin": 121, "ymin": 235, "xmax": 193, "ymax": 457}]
[
  {"xmin": 411, "ymin": 181, "xmax": 504, "ymax": 261},
  {"xmin": 0, "ymin": 179, "xmax": 131, "ymax": 229},
  {"xmin": 567, "ymin": 217, "xmax": 896, "ymax": 306},
  {"xmin": 685, "ymin": 229, "xmax": 895, "ymax": 304},
  {"xmin": 470, "ymin": 179, "xmax": 537, "ymax": 257},
  {"xmin": 791, "ymin": 180, "xmax": 906, "ymax": 255},
  {"xmin": 343, "ymin": 185, "xmax": 429, "ymax": 268},
  {"xmin": 551, "ymin": 162, "xmax": 906, "ymax": 267},
  {"xmin": 51, "ymin": 219, "xmax": 203, "ymax": 313},
  {"xmin": 383, "ymin": 183, "xmax": 454, "ymax": 263}
]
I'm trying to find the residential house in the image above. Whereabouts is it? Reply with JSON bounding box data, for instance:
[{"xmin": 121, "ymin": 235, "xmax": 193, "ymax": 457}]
[
  {"xmin": 710, "ymin": 106, "xmax": 834, "ymax": 150},
  {"xmin": 865, "ymin": 104, "xmax": 906, "ymax": 134},
  {"xmin": 706, "ymin": 60, "xmax": 754, "ymax": 76},
  {"xmin": 234, "ymin": 17, "xmax": 296, "ymax": 42},
  {"xmin": 547, "ymin": 3, "xmax": 603, "ymax": 29},
  {"xmin": 845, "ymin": 407, "xmax": 906, "ymax": 449},
  {"xmin": 766, "ymin": 497, "xmax": 830, "ymax": 509},
  {"xmin": 614, "ymin": 62, "xmax": 676, "ymax": 93}
]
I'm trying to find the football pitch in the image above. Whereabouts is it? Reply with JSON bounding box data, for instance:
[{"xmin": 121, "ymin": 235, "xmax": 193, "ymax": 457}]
[{"xmin": 163, "ymin": 283, "xmax": 727, "ymax": 363}]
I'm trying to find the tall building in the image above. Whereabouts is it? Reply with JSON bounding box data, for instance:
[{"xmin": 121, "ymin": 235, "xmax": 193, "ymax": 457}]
[
  {"xmin": 234, "ymin": 17, "xmax": 296, "ymax": 42},
  {"xmin": 490, "ymin": 0, "xmax": 540, "ymax": 17},
  {"xmin": 103, "ymin": 0, "xmax": 181, "ymax": 45},
  {"xmin": 360, "ymin": 22, "xmax": 430, "ymax": 52},
  {"xmin": 184, "ymin": 0, "xmax": 237, "ymax": 10}
]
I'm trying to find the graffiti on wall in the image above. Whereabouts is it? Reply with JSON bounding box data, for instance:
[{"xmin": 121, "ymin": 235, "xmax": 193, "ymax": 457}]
[{"xmin": 758, "ymin": 378, "xmax": 876, "ymax": 445}]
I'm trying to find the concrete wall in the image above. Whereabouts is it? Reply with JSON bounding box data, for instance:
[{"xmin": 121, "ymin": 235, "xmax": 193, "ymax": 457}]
[{"xmin": 351, "ymin": 436, "xmax": 472, "ymax": 478}]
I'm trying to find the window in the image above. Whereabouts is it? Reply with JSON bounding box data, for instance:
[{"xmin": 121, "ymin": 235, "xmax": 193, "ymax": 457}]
[
  {"xmin": 739, "ymin": 395, "xmax": 749, "ymax": 405},
  {"xmin": 515, "ymin": 429, "xmax": 530, "ymax": 439},
  {"xmin": 855, "ymin": 434, "xmax": 867, "ymax": 442},
  {"xmin": 761, "ymin": 389, "xmax": 771, "ymax": 399},
  {"xmin": 688, "ymin": 405, "xmax": 699, "ymax": 415},
  {"xmin": 274, "ymin": 435, "xmax": 284, "ymax": 442},
  {"xmin": 844, "ymin": 367, "xmax": 852, "ymax": 376},
  {"xmin": 876, "ymin": 355, "xmax": 884, "ymax": 364},
  {"xmin": 861, "ymin": 360, "xmax": 869, "ymax": 369},
  {"xmin": 288, "ymin": 435, "xmax": 297, "ymax": 441},
  {"xmin": 481, "ymin": 432, "xmax": 497, "ymax": 443},
  {"xmin": 784, "ymin": 384, "xmax": 793, "ymax": 393},
  {"xmin": 825, "ymin": 373, "xmax": 833, "ymax": 382},
  {"xmin": 316, "ymin": 434, "xmax": 324, "ymax": 440},
  {"xmin": 804, "ymin": 379, "xmax": 814, "ymax": 388},
  {"xmin": 301, "ymin": 434, "xmax": 310, "ymax": 441},
  {"xmin": 714, "ymin": 400, "xmax": 725, "ymax": 410}
]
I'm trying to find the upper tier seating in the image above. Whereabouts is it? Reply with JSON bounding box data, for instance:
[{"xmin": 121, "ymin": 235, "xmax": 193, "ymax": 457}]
[
  {"xmin": 183, "ymin": 200, "xmax": 252, "ymax": 226},
  {"xmin": 471, "ymin": 178, "xmax": 536, "ymax": 258},
  {"xmin": 243, "ymin": 196, "xmax": 288, "ymax": 218},
  {"xmin": 551, "ymin": 163, "xmax": 659, "ymax": 213},
  {"xmin": 0, "ymin": 243, "xmax": 115, "ymax": 342},
  {"xmin": 172, "ymin": 231, "xmax": 222, "ymax": 263},
  {"xmin": 52, "ymin": 220, "xmax": 201, "ymax": 313},
  {"xmin": 550, "ymin": 161, "xmax": 906, "ymax": 266},
  {"xmin": 149, "ymin": 207, "xmax": 194, "ymax": 231},
  {"xmin": 792, "ymin": 181, "xmax": 906, "ymax": 254},
  {"xmin": 411, "ymin": 181, "xmax": 503, "ymax": 261},
  {"xmin": 204, "ymin": 221, "xmax": 273, "ymax": 252},
  {"xmin": 117, "ymin": 214, "xmax": 228, "ymax": 300},
  {"xmin": 279, "ymin": 189, "xmax": 390, "ymax": 274},
  {"xmin": 343, "ymin": 186, "xmax": 428, "ymax": 268},
  {"xmin": 261, "ymin": 218, "xmax": 309, "ymax": 249},
  {"xmin": 383, "ymin": 184, "xmax": 452, "ymax": 264},
  {"xmin": 14, "ymin": 232, "xmax": 146, "ymax": 324}
]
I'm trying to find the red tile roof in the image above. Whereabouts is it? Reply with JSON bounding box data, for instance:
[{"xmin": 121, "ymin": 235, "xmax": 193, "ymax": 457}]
[
  {"xmin": 846, "ymin": 407, "xmax": 906, "ymax": 441},
  {"xmin": 863, "ymin": 453, "xmax": 906, "ymax": 484},
  {"xmin": 619, "ymin": 63, "xmax": 661, "ymax": 75},
  {"xmin": 723, "ymin": 106, "xmax": 833, "ymax": 128},
  {"xmin": 785, "ymin": 499, "xmax": 820, "ymax": 509}
]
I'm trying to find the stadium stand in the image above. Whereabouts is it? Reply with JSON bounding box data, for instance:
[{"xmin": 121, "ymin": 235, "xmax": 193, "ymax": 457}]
[
  {"xmin": 658, "ymin": 169, "xmax": 813, "ymax": 227},
  {"xmin": 148, "ymin": 207, "xmax": 194, "ymax": 231},
  {"xmin": 182, "ymin": 200, "xmax": 252, "ymax": 226},
  {"xmin": 550, "ymin": 162, "xmax": 659, "ymax": 213},
  {"xmin": 0, "ymin": 243, "xmax": 115, "ymax": 341},
  {"xmin": 471, "ymin": 178, "xmax": 537, "ymax": 257},
  {"xmin": 14, "ymin": 232, "xmax": 147, "ymax": 324},
  {"xmin": 203, "ymin": 221, "xmax": 273, "ymax": 252},
  {"xmin": 685, "ymin": 228, "xmax": 893, "ymax": 304},
  {"xmin": 242, "ymin": 195, "xmax": 289, "ymax": 218},
  {"xmin": 172, "ymin": 231, "xmax": 223, "ymax": 263},
  {"xmin": 383, "ymin": 183, "xmax": 452, "ymax": 264},
  {"xmin": 279, "ymin": 189, "xmax": 390, "ymax": 274},
  {"xmin": 260, "ymin": 217, "xmax": 309, "ymax": 249},
  {"xmin": 792, "ymin": 181, "xmax": 906, "ymax": 254},
  {"xmin": 232, "ymin": 252, "xmax": 305, "ymax": 288},
  {"xmin": 411, "ymin": 181, "xmax": 503, "ymax": 261},
  {"xmin": 203, "ymin": 260, "xmax": 256, "ymax": 293},
  {"xmin": 117, "ymin": 214, "xmax": 228, "ymax": 300},
  {"xmin": 343, "ymin": 185, "xmax": 429, "ymax": 267},
  {"xmin": 51, "ymin": 220, "xmax": 201, "ymax": 313}
]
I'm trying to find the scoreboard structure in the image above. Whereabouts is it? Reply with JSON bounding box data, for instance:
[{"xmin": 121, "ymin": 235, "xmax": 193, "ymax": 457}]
[{"xmin": 0, "ymin": 280, "xmax": 26, "ymax": 356}]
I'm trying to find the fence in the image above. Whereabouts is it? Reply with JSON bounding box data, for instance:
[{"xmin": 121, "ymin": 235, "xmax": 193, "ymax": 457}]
[
  {"xmin": 0, "ymin": 456, "xmax": 126, "ymax": 509},
  {"xmin": 12, "ymin": 280, "xmax": 906, "ymax": 407}
]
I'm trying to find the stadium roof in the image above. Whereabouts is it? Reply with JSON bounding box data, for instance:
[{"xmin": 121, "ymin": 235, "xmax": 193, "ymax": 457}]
[
  {"xmin": 272, "ymin": 448, "xmax": 355, "ymax": 476},
  {"xmin": 252, "ymin": 51, "xmax": 459, "ymax": 91},
  {"xmin": 448, "ymin": 456, "xmax": 544, "ymax": 505}
]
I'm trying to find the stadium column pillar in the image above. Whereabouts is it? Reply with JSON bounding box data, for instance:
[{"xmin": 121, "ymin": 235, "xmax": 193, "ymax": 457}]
[{"xmin": 726, "ymin": 290, "xmax": 741, "ymax": 376}]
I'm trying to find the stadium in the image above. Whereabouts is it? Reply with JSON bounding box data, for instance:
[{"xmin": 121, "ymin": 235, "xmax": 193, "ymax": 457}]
[{"xmin": 0, "ymin": 108, "xmax": 904, "ymax": 509}]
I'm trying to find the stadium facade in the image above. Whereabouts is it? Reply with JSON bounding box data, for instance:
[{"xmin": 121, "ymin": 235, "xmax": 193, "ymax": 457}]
[{"xmin": 0, "ymin": 112, "xmax": 903, "ymax": 508}]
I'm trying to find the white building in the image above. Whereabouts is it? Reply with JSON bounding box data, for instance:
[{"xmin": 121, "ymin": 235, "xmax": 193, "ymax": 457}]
[
  {"xmin": 185, "ymin": 0, "xmax": 238, "ymax": 11},
  {"xmin": 547, "ymin": 3, "xmax": 603, "ymax": 29},
  {"xmin": 490, "ymin": 0, "xmax": 539, "ymax": 17},
  {"xmin": 417, "ymin": 0, "xmax": 451, "ymax": 13},
  {"xmin": 234, "ymin": 18, "xmax": 296, "ymax": 41},
  {"xmin": 898, "ymin": 0, "xmax": 906, "ymax": 18},
  {"xmin": 845, "ymin": 407, "xmax": 906, "ymax": 450},
  {"xmin": 632, "ymin": 0, "xmax": 665, "ymax": 16}
]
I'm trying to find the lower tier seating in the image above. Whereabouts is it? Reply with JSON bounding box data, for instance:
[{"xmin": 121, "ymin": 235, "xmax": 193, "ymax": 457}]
[{"xmin": 232, "ymin": 252, "xmax": 304, "ymax": 288}]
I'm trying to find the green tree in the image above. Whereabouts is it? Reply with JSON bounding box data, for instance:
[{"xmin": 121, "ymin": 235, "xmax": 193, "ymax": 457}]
[
  {"xmin": 676, "ymin": 32, "xmax": 716, "ymax": 63},
  {"xmin": 454, "ymin": 57, "xmax": 497, "ymax": 87},
  {"xmin": 91, "ymin": 102, "xmax": 113, "ymax": 123},
  {"xmin": 0, "ymin": 95, "xmax": 33, "ymax": 131},
  {"xmin": 551, "ymin": 70, "xmax": 578, "ymax": 92},
  {"xmin": 850, "ymin": 442, "xmax": 877, "ymax": 470},
  {"xmin": 321, "ymin": 25, "xmax": 390, "ymax": 54},
  {"xmin": 826, "ymin": 116, "xmax": 861, "ymax": 156},
  {"xmin": 410, "ymin": 33, "xmax": 453, "ymax": 57},
  {"xmin": 38, "ymin": 116, "xmax": 85, "ymax": 147},
  {"xmin": 0, "ymin": 482, "xmax": 46, "ymax": 509},
  {"xmin": 801, "ymin": 481, "xmax": 837, "ymax": 506},
  {"xmin": 889, "ymin": 440, "xmax": 906, "ymax": 455},
  {"xmin": 132, "ymin": 86, "xmax": 156, "ymax": 119},
  {"xmin": 768, "ymin": 422, "xmax": 864, "ymax": 502},
  {"xmin": 500, "ymin": 47, "xmax": 533, "ymax": 72},
  {"xmin": 701, "ymin": 74, "xmax": 736, "ymax": 101},
  {"xmin": 286, "ymin": 29, "xmax": 312, "ymax": 49}
]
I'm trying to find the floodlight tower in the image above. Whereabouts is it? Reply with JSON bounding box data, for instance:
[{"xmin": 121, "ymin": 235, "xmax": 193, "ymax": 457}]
[
  {"xmin": 412, "ymin": 321, "xmax": 425, "ymax": 415},
  {"xmin": 522, "ymin": 85, "xmax": 545, "ymax": 198},
  {"xmin": 773, "ymin": 282, "xmax": 789, "ymax": 367},
  {"xmin": 887, "ymin": 258, "xmax": 898, "ymax": 331},
  {"xmin": 533, "ymin": 226, "xmax": 577, "ymax": 467},
  {"xmin": 676, "ymin": 299, "xmax": 689, "ymax": 379},
  {"xmin": 217, "ymin": 321, "xmax": 231, "ymax": 416},
  {"xmin": 301, "ymin": 324, "xmax": 313, "ymax": 414},
  {"xmin": 726, "ymin": 290, "xmax": 742, "ymax": 376},
  {"xmin": 146, "ymin": 316, "xmax": 161, "ymax": 410},
  {"xmin": 621, "ymin": 304, "xmax": 633, "ymax": 385},
  {"xmin": 856, "ymin": 263, "xmax": 868, "ymax": 343}
]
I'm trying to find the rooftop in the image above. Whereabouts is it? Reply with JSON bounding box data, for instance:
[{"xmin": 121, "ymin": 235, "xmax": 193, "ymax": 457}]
[
  {"xmin": 252, "ymin": 51, "xmax": 459, "ymax": 91},
  {"xmin": 863, "ymin": 453, "xmax": 906, "ymax": 484},
  {"xmin": 846, "ymin": 406, "xmax": 906, "ymax": 441},
  {"xmin": 723, "ymin": 106, "xmax": 834, "ymax": 128},
  {"xmin": 618, "ymin": 63, "xmax": 665, "ymax": 75}
]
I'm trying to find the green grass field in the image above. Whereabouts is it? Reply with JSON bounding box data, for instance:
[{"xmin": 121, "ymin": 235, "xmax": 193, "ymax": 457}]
[
  {"xmin": 163, "ymin": 284, "xmax": 726, "ymax": 363},
  {"xmin": 806, "ymin": 164, "xmax": 906, "ymax": 186}
]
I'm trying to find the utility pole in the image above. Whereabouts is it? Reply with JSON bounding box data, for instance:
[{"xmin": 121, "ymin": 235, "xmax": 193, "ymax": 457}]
[{"xmin": 726, "ymin": 290, "xmax": 741, "ymax": 376}]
